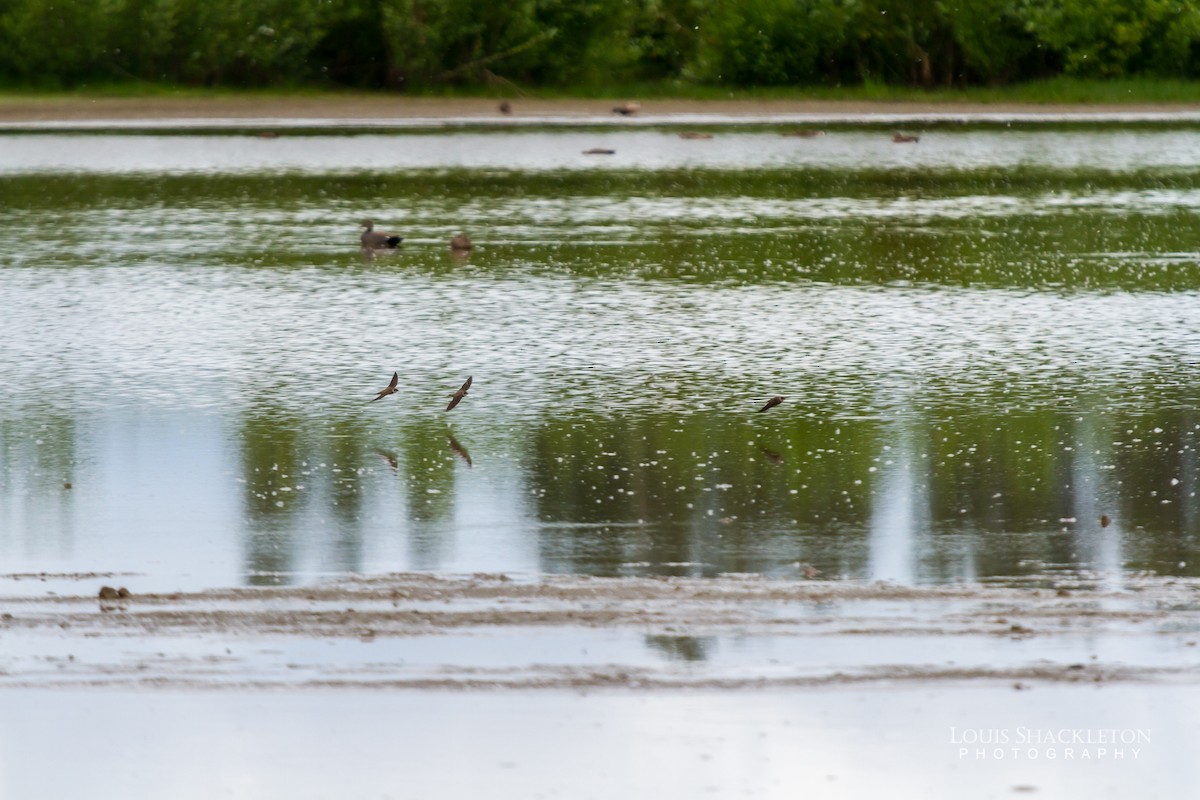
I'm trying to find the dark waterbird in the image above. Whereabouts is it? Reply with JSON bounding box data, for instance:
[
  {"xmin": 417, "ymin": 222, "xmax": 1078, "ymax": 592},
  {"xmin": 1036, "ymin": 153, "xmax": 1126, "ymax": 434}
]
[
  {"xmin": 612, "ymin": 102, "xmax": 641, "ymax": 116},
  {"xmin": 360, "ymin": 219, "xmax": 403, "ymax": 250},
  {"xmin": 758, "ymin": 396, "xmax": 785, "ymax": 412},
  {"xmin": 446, "ymin": 376, "xmax": 473, "ymax": 411},
  {"xmin": 371, "ymin": 372, "xmax": 399, "ymax": 402},
  {"xmin": 892, "ymin": 133, "xmax": 920, "ymax": 143}
]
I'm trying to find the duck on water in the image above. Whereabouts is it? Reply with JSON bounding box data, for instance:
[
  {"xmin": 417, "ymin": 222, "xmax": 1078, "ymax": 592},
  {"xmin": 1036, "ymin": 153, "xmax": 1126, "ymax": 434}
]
[{"xmin": 360, "ymin": 219, "xmax": 404, "ymax": 251}]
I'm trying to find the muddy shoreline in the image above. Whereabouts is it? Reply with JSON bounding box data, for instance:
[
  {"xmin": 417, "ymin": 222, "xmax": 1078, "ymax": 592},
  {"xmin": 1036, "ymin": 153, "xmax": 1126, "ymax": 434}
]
[
  {"xmin": 2, "ymin": 95, "xmax": 1199, "ymax": 123},
  {"xmin": 2, "ymin": 572, "xmax": 1197, "ymax": 690}
]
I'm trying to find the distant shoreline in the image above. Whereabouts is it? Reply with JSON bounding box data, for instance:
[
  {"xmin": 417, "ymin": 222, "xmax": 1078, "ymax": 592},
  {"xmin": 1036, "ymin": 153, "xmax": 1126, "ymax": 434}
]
[{"xmin": 3, "ymin": 95, "xmax": 1200, "ymax": 125}]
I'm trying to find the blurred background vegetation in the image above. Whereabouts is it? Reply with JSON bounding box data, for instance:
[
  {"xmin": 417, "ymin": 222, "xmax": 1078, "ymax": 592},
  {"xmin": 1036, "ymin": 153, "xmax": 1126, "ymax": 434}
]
[{"xmin": 3, "ymin": 0, "xmax": 1200, "ymax": 92}]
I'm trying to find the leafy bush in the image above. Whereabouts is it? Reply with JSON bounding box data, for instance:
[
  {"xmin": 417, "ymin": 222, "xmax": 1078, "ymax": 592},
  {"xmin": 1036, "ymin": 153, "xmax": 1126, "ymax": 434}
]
[
  {"xmin": 701, "ymin": 0, "xmax": 848, "ymax": 85},
  {"xmin": 0, "ymin": 0, "xmax": 115, "ymax": 85},
  {"xmin": 1024, "ymin": 0, "xmax": 1189, "ymax": 78},
  {"xmin": 938, "ymin": 0, "xmax": 1039, "ymax": 83},
  {"xmin": 3, "ymin": 0, "xmax": 1200, "ymax": 89}
]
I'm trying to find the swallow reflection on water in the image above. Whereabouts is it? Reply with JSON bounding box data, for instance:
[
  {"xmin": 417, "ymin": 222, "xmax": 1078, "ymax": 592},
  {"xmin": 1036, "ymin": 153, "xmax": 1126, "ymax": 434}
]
[
  {"xmin": 758, "ymin": 396, "xmax": 785, "ymax": 412},
  {"xmin": 374, "ymin": 448, "xmax": 399, "ymax": 472},
  {"xmin": 371, "ymin": 371, "xmax": 399, "ymax": 402},
  {"xmin": 446, "ymin": 376, "xmax": 473, "ymax": 410},
  {"xmin": 448, "ymin": 434, "xmax": 473, "ymax": 468},
  {"xmin": 759, "ymin": 446, "xmax": 784, "ymax": 464}
]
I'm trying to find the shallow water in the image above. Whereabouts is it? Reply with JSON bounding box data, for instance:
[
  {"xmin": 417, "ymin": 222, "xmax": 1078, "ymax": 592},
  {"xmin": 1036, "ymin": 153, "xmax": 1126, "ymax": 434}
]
[
  {"xmin": 0, "ymin": 686, "xmax": 1191, "ymax": 799},
  {"xmin": 7, "ymin": 125, "xmax": 1200, "ymax": 173},
  {"xmin": 4, "ymin": 127, "xmax": 1200, "ymax": 589}
]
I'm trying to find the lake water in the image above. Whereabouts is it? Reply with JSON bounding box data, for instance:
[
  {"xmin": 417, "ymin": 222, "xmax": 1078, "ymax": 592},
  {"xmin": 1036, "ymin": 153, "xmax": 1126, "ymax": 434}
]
[
  {"xmin": 1, "ymin": 685, "xmax": 1191, "ymax": 799},
  {"xmin": 4, "ymin": 125, "xmax": 1200, "ymax": 590}
]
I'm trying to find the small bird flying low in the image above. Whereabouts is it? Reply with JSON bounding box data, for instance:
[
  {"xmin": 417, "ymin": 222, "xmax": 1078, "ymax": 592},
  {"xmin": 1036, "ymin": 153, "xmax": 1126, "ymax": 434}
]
[
  {"xmin": 446, "ymin": 376, "xmax": 473, "ymax": 411},
  {"xmin": 371, "ymin": 372, "xmax": 399, "ymax": 402},
  {"xmin": 758, "ymin": 396, "xmax": 785, "ymax": 412}
]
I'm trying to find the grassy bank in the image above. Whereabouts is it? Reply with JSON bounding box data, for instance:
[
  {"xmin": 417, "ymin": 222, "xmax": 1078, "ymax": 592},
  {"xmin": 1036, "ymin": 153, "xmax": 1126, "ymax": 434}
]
[{"xmin": 4, "ymin": 77, "xmax": 1200, "ymax": 106}]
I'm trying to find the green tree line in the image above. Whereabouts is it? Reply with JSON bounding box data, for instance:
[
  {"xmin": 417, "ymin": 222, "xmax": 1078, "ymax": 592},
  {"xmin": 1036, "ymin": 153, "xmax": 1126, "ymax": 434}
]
[{"xmin": 3, "ymin": 0, "xmax": 1200, "ymax": 91}]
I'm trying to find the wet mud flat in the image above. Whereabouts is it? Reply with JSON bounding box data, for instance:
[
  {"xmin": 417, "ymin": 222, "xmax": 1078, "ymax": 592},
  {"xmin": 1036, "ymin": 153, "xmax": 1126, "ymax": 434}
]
[
  {"xmin": 1, "ymin": 572, "xmax": 1198, "ymax": 690},
  {"xmin": 2, "ymin": 574, "xmax": 1196, "ymax": 798}
]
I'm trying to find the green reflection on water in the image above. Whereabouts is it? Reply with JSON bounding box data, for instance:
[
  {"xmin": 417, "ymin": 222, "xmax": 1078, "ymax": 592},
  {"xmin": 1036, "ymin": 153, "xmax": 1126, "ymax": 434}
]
[
  {"xmin": 207, "ymin": 400, "xmax": 1200, "ymax": 581},
  {"xmin": 4, "ymin": 144, "xmax": 1200, "ymax": 585},
  {"xmin": 6, "ymin": 166, "xmax": 1200, "ymax": 289}
]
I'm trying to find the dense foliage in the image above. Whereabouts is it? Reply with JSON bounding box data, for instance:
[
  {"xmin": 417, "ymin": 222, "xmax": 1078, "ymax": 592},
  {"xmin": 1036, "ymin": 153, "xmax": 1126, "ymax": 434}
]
[{"xmin": 3, "ymin": 0, "xmax": 1200, "ymax": 89}]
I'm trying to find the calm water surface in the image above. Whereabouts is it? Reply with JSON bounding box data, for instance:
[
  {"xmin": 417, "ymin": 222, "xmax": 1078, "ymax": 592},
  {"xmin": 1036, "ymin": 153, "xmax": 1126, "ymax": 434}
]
[{"xmin": 4, "ymin": 126, "xmax": 1200, "ymax": 589}]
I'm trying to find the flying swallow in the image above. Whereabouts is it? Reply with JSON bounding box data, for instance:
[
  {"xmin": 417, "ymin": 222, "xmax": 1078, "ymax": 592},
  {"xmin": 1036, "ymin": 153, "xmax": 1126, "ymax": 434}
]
[
  {"xmin": 446, "ymin": 376, "xmax": 472, "ymax": 411},
  {"xmin": 758, "ymin": 396, "xmax": 785, "ymax": 412},
  {"xmin": 892, "ymin": 133, "xmax": 920, "ymax": 143},
  {"xmin": 371, "ymin": 372, "xmax": 399, "ymax": 402},
  {"xmin": 448, "ymin": 434, "xmax": 473, "ymax": 468}
]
